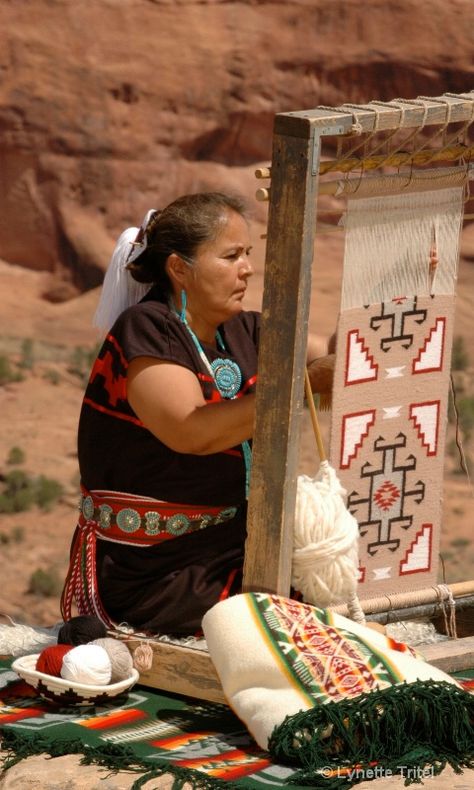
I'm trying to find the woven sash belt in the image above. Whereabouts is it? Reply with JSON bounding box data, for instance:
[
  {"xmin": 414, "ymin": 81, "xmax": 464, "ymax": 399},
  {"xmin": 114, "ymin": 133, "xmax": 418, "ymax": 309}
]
[{"xmin": 60, "ymin": 487, "xmax": 238, "ymax": 628}]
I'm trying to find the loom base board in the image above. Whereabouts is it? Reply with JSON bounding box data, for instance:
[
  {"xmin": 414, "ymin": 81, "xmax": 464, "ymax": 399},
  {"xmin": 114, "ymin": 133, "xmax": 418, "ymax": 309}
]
[
  {"xmin": 121, "ymin": 638, "xmax": 226, "ymax": 704},
  {"xmin": 116, "ymin": 629, "xmax": 474, "ymax": 703},
  {"xmin": 421, "ymin": 635, "xmax": 474, "ymax": 674}
]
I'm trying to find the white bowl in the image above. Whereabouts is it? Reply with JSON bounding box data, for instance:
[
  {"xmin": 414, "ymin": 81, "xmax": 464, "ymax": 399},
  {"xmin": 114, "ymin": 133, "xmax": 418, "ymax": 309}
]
[{"xmin": 12, "ymin": 653, "xmax": 139, "ymax": 706}]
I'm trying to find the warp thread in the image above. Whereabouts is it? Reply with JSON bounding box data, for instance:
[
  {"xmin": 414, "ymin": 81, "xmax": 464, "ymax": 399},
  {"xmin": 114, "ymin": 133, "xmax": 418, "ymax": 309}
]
[
  {"xmin": 0, "ymin": 615, "xmax": 60, "ymax": 657},
  {"xmin": 436, "ymin": 584, "xmax": 458, "ymax": 639}
]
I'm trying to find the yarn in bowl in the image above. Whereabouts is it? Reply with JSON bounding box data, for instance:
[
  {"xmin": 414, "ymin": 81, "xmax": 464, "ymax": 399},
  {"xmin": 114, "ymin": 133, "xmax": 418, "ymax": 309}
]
[
  {"xmin": 12, "ymin": 653, "xmax": 139, "ymax": 706},
  {"xmin": 60, "ymin": 643, "xmax": 112, "ymax": 685},
  {"xmin": 91, "ymin": 637, "xmax": 134, "ymax": 682},
  {"xmin": 57, "ymin": 615, "xmax": 107, "ymax": 646}
]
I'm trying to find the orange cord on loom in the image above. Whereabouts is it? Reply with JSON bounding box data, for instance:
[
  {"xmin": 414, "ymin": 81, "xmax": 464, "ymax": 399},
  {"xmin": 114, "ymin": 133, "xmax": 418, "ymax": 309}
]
[{"xmin": 429, "ymin": 224, "xmax": 438, "ymax": 295}]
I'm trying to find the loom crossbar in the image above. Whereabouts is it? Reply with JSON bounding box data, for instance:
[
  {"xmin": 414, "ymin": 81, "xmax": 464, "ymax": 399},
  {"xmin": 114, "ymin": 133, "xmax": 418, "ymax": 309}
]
[{"xmin": 276, "ymin": 92, "xmax": 474, "ymax": 137}]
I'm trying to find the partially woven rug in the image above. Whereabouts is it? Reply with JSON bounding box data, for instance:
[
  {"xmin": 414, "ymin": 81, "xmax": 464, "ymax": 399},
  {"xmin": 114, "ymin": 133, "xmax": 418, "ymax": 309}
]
[
  {"xmin": 329, "ymin": 180, "xmax": 463, "ymax": 599},
  {"xmin": 329, "ymin": 295, "xmax": 454, "ymax": 597}
]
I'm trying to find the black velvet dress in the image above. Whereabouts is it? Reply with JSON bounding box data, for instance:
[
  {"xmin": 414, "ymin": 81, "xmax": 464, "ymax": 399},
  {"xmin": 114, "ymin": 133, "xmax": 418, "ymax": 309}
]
[{"xmin": 76, "ymin": 287, "xmax": 259, "ymax": 634}]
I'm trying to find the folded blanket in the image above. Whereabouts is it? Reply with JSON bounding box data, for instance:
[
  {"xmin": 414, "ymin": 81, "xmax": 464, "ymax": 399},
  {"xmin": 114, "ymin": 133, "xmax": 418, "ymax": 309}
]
[{"xmin": 202, "ymin": 592, "xmax": 474, "ymax": 787}]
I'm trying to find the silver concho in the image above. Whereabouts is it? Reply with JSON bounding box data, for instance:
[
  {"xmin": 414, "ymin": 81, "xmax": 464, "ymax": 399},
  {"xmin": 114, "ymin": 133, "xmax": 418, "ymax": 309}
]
[
  {"xmin": 116, "ymin": 507, "xmax": 141, "ymax": 533},
  {"xmin": 166, "ymin": 513, "xmax": 191, "ymax": 536}
]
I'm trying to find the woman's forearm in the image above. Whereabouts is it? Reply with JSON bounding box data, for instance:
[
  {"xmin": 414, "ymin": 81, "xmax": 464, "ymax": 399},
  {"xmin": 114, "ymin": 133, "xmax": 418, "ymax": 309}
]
[{"xmin": 180, "ymin": 393, "xmax": 256, "ymax": 455}]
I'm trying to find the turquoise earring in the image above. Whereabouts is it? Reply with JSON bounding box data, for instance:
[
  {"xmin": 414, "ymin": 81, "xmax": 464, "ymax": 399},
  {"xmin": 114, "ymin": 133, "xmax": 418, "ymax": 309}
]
[{"xmin": 180, "ymin": 289, "xmax": 187, "ymax": 323}]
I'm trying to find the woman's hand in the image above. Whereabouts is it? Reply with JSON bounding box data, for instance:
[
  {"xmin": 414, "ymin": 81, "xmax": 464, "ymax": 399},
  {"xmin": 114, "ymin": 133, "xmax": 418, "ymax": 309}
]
[
  {"xmin": 306, "ymin": 330, "xmax": 336, "ymax": 394},
  {"xmin": 306, "ymin": 354, "xmax": 335, "ymax": 394}
]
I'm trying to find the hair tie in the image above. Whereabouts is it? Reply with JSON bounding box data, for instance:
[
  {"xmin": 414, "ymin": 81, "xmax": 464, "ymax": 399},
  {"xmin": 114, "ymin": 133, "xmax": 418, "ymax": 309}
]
[
  {"xmin": 93, "ymin": 209, "xmax": 158, "ymax": 334},
  {"xmin": 127, "ymin": 209, "xmax": 159, "ymax": 263}
]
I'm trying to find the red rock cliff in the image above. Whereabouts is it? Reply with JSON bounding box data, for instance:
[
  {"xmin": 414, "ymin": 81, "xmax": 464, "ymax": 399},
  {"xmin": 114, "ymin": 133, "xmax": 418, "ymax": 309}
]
[{"xmin": 0, "ymin": 0, "xmax": 473, "ymax": 291}]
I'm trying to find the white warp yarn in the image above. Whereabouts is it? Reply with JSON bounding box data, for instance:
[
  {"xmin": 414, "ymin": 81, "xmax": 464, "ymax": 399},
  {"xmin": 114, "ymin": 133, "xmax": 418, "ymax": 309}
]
[{"xmin": 0, "ymin": 616, "xmax": 61, "ymax": 657}]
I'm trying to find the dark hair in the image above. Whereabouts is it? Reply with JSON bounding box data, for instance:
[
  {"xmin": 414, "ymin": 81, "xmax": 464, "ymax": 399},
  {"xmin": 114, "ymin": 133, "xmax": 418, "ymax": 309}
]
[{"xmin": 126, "ymin": 192, "xmax": 248, "ymax": 296}]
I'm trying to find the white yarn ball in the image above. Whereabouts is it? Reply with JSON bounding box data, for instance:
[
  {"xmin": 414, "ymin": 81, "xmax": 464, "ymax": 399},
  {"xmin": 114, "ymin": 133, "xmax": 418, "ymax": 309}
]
[
  {"xmin": 60, "ymin": 644, "xmax": 112, "ymax": 686},
  {"xmin": 92, "ymin": 638, "xmax": 133, "ymax": 682},
  {"xmin": 292, "ymin": 461, "xmax": 359, "ymax": 607}
]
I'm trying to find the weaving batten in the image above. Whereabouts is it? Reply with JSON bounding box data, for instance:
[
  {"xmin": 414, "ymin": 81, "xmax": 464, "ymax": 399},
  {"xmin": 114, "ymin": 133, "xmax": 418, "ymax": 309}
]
[
  {"xmin": 340, "ymin": 184, "xmax": 463, "ymax": 310},
  {"xmin": 257, "ymin": 94, "xmax": 474, "ymax": 190},
  {"xmin": 314, "ymin": 95, "xmax": 461, "ymax": 176}
]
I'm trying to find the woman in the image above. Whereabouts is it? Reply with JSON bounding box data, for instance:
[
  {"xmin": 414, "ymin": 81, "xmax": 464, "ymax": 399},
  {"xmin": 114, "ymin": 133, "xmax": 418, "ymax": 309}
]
[{"xmin": 61, "ymin": 192, "xmax": 333, "ymax": 635}]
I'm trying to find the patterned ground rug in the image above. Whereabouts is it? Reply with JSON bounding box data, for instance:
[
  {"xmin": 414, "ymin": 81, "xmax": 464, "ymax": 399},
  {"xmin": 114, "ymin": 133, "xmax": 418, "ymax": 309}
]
[
  {"xmin": 1, "ymin": 653, "xmax": 473, "ymax": 788},
  {"xmin": 0, "ymin": 657, "xmax": 318, "ymax": 790}
]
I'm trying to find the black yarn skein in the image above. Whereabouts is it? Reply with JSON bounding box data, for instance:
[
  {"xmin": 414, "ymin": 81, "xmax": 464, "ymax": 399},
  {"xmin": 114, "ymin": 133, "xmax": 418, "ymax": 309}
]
[{"xmin": 57, "ymin": 615, "xmax": 107, "ymax": 646}]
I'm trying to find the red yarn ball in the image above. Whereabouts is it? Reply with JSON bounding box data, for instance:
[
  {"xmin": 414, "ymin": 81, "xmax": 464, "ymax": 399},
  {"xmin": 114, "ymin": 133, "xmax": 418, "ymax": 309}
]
[{"xmin": 36, "ymin": 644, "xmax": 74, "ymax": 677}]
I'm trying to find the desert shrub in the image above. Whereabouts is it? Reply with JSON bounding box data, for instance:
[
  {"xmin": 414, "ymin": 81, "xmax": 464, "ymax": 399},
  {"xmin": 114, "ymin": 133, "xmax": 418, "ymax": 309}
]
[
  {"xmin": 447, "ymin": 438, "xmax": 459, "ymax": 458},
  {"xmin": 68, "ymin": 343, "xmax": 100, "ymax": 384},
  {"xmin": 35, "ymin": 475, "xmax": 63, "ymax": 511},
  {"xmin": 19, "ymin": 338, "xmax": 35, "ymax": 370},
  {"xmin": 0, "ymin": 355, "xmax": 22, "ymax": 385},
  {"xmin": 458, "ymin": 396, "xmax": 474, "ymax": 439},
  {"xmin": 0, "ymin": 470, "xmax": 36, "ymax": 513},
  {"xmin": 7, "ymin": 446, "xmax": 26, "ymax": 465},
  {"xmin": 0, "ymin": 526, "xmax": 25, "ymax": 545},
  {"xmin": 28, "ymin": 567, "xmax": 63, "ymax": 598},
  {"xmin": 450, "ymin": 537, "xmax": 470, "ymax": 548},
  {"xmin": 43, "ymin": 368, "xmax": 61, "ymax": 385},
  {"xmin": 0, "ymin": 470, "xmax": 63, "ymax": 513},
  {"xmin": 451, "ymin": 336, "xmax": 469, "ymax": 371},
  {"xmin": 11, "ymin": 525, "xmax": 25, "ymax": 543}
]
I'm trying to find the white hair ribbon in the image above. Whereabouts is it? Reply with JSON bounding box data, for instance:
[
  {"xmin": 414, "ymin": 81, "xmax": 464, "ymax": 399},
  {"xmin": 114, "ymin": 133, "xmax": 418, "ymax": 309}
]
[{"xmin": 93, "ymin": 209, "xmax": 157, "ymax": 334}]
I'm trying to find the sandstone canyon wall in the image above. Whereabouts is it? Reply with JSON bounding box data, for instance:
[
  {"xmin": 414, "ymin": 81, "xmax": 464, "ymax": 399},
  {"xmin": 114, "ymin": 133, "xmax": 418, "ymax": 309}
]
[{"xmin": 1, "ymin": 0, "xmax": 473, "ymax": 295}]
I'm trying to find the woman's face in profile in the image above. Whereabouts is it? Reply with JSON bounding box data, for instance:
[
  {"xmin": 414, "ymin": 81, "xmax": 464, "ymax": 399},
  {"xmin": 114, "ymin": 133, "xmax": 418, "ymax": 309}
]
[{"xmin": 183, "ymin": 210, "xmax": 254, "ymax": 325}]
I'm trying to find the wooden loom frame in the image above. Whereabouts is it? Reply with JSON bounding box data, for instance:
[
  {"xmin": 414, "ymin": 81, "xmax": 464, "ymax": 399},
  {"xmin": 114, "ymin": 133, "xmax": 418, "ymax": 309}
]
[{"xmin": 124, "ymin": 91, "xmax": 474, "ymax": 702}]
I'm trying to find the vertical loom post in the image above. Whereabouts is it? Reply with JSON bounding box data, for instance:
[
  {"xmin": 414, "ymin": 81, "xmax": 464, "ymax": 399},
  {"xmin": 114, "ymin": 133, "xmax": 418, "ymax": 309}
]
[{"xmin": 243, "ymin": 118, "xmax": 320, "ymax": 595}]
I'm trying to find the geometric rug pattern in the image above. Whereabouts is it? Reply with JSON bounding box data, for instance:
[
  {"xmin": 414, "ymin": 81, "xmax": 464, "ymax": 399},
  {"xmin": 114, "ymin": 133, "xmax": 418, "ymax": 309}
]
[
  {"xmin": 329, "ymin": 295, "xmax": 454, "ymax": 599},
  {"xmin": 0, "ymin": 657, "xmax": 311, "ymax": 790}
]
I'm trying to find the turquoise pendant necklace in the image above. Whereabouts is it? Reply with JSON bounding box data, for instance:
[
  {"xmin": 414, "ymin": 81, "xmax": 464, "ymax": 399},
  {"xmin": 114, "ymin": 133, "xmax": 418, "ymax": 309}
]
[
  {"xmin": 211, "ymin": 355, "xmax": 242, "ymax": 399},
  {"xmin": 175, "ymin": 292, "xmax": 252, "ymax": 498}
]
